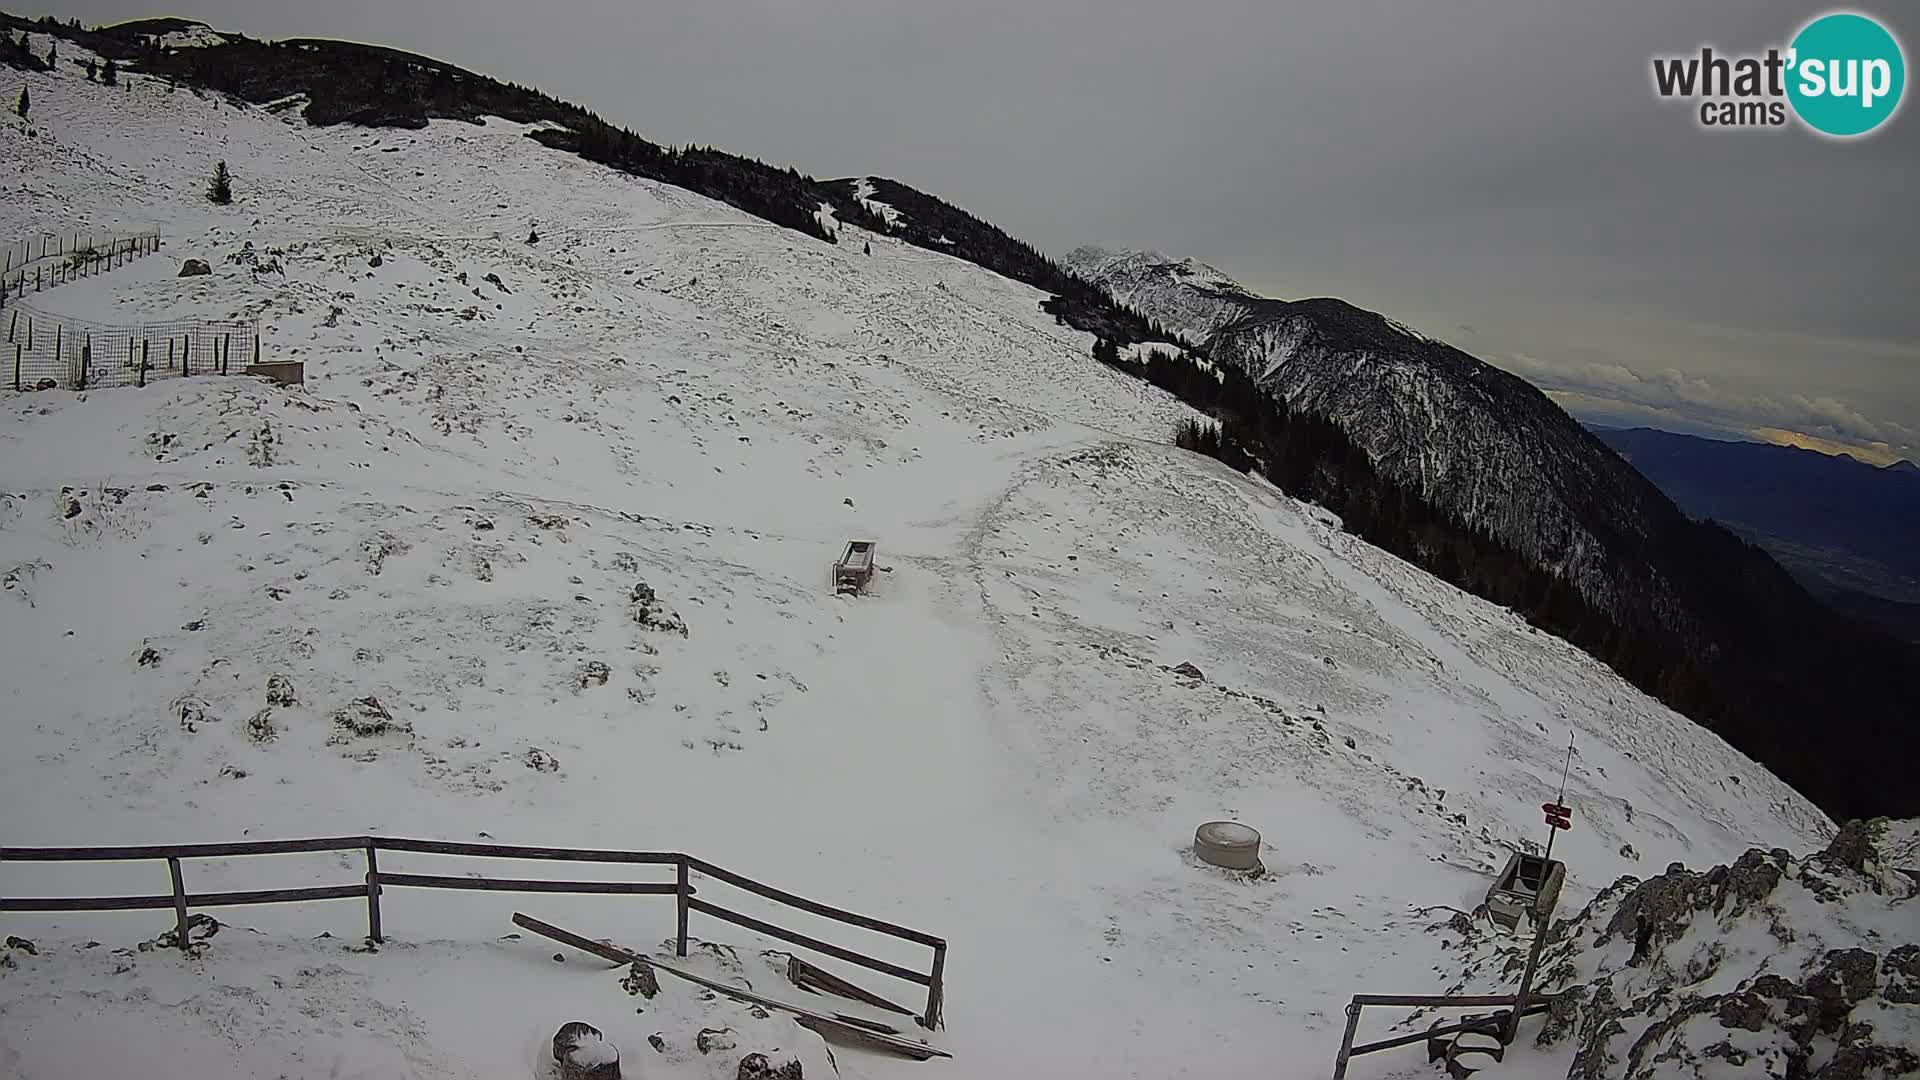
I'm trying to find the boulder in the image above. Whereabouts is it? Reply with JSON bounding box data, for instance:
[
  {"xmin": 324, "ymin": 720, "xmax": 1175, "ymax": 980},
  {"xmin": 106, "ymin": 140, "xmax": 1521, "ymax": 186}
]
[
  {"xmin": 737, "ymin": 1053, "xmax": 804, "ymax": 1080},
  {"xmin": 178, "ymin": 259, "xmax": 211, "ymax": 276},
  {"xmin": 552, "ymin": 1022, "xmax": 619, "ymax": 1080},
  {"xmin": 696, "ymin": 1028, "xmax": 737, "ymax": 1055}
]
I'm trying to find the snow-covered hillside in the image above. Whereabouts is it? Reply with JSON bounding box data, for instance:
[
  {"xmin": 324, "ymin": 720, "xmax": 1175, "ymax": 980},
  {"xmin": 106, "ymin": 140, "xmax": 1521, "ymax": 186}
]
[{"xmin": 0, "ymin": 40, "xmax": 1861, "ymax": 1080}]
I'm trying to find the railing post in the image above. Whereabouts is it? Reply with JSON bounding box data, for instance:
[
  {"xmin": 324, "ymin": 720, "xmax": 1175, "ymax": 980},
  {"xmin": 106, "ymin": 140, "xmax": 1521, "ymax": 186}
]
[
  {"xmin": 675, "ymin": 857, "xmax": 690, "ymax": 957},
  {"xmin": 365, "ymin": 843, "xmax": 383, "ymax": 943},
  {"xmin": 166, "ymin": 857, "xmax": 191, "ymax": 952},
  {"xmin": 1332, "ymin": 999, "xmax": 1362, "ymax": 1079},
  {"xmin": 924, "ymin": 942, "xmax": 946, "ymax": 1031}
]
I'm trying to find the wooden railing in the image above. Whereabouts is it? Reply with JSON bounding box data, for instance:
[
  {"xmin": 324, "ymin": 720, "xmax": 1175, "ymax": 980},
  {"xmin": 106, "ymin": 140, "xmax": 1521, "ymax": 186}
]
[{"xmin": 0, "ymin": 835, "xmax": 946, "ymax": 1029}]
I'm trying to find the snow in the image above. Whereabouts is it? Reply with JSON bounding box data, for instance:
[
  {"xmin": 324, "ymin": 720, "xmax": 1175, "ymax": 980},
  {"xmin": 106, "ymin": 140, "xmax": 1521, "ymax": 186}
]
[
  {"xmin": 155, "ymin": 25, "xmax": 229, "ymax": 50},
  {"xmin": 851, "ymin": 178, "xmax": 903, "ymax": 229},
  {"xmin": 566, "ymin": 1038, "xmax": 619, "ymax": 1067},
  {"xmin": 0, "ymin": 54, "xmax": 1848, "ymax": 1080}
]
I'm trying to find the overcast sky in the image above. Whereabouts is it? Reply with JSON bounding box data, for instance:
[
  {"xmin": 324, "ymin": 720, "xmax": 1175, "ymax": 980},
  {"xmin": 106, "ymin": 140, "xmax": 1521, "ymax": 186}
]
[{"xmin": 56, "ymin": 0, "xmax": 1920, "ymax": 464}]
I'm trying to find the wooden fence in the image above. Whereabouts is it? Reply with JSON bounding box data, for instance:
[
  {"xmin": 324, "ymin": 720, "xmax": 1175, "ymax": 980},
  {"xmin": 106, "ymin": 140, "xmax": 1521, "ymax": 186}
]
[
  {"xmin": 1, "ymin": 230, "xmax": 162, "ymax": 300},
  {"xmin": 0, "ymin": 835, "xmax": 947, "ymax": 1030}
]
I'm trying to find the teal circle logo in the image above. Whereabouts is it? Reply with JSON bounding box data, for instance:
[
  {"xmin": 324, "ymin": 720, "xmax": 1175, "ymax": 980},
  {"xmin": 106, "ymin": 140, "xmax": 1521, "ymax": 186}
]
[{"xmin": 1787, "ymin": 12, "xmax": 1906, "ymax": 137}]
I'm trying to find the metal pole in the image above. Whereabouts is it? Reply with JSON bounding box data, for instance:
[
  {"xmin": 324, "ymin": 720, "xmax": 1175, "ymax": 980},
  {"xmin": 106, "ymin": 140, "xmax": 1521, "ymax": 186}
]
[
  {"xmin": 166, "ymin": 857, "xmax": 191, "ymax": 952},
  {"xmin": 1332, "ymin": 1000, "xmax": 1363, "ymax": 1079}
]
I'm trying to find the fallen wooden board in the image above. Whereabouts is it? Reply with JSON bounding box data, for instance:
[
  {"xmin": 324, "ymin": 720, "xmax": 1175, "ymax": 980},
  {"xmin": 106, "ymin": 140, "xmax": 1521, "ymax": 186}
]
[
  {"xmin": 788, "ymin": 954, "xmax": 916, "ymax": 1017},
  {"xmin": 511, "ymin": 913, "xmax": 951, "ymax": 1061}
]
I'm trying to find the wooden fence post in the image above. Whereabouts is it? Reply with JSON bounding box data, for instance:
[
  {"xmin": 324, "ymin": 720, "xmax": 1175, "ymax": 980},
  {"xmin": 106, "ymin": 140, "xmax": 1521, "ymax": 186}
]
[
  {"xmin": 13, "ymin": 343, "xmax": 20, "ymax": 392},
  {"xmin": 7, "ymin": 310, "xmax": 15, "ymax": 343},
  {"xmin": 924, "ymin": 943, "xmax": 946, "ymax": 1031},
  {"xmin": 52, "ymin": 325, "xmax": 61, "ymax": 383},
  {"xmin": 253, "ymin": 336, "xmax": 260, "ymax": 366},
  {"xmin": 79, "ymin": 341, "xmax": 89, "ymax": 390},
  {"xmin": 138, "ymin": 337, "xmax": 147, "ymax": 386},
  {"xmin": 166, "ymin": 857, "xmax": 191, "ymax": 952},
  {"xmin": 221, "ymin": 333, "xmax": 230, "ymax": 375},
  {"xmin": 676, "ymin": 858, "xmax": 690, "ymax": 957},
  {"xmin": 1331, "ymin": 1000, "xmax": 1363, "ymax": 1080},
  {"xmin": 364, "ymin": 843, "xmax": 384, "ymax": 943},
  {"xmin": 166, "ymin": 337, "xmax": 175, "ymax": 372}
]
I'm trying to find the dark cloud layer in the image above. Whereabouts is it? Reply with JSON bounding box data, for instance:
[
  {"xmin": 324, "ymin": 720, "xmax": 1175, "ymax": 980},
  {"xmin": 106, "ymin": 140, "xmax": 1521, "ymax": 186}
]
[{"xmin": 54, "ymin": 0, "xmax": 1920, "ymax": 460}]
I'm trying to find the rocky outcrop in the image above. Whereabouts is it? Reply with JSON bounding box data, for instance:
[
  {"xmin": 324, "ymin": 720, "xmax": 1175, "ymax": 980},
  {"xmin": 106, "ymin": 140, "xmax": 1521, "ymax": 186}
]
[{"xmin": 1437, "ymin": 820, "xmax": 1919, "ymax": 1079}]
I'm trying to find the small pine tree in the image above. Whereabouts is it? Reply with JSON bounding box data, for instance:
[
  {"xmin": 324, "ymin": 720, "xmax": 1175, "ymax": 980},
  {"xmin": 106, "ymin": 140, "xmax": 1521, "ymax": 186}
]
[
  {"xmin": 15, "ymin": 85, "xmax": 27, "ymax": 119},
  {"xmin": 207, "ymin": 160, "xmax": 233, "ymax": 204},
  {"xmin": 46, "ymin": 40, "xmax": 55, "ymax": 67},
  {"xmin": 101, "ymin": 59, "xmax": 117, "ymax": 86},
  {"xmin": 86, "ymin": 58, "xmax": 97, "ymax": 81}
]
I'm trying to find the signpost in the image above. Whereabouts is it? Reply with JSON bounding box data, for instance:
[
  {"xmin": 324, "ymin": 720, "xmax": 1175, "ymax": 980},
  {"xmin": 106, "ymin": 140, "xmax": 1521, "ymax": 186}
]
[{"xmin": 1508, "ymin": 735, "xmax": 1575, "ymax": 1043}]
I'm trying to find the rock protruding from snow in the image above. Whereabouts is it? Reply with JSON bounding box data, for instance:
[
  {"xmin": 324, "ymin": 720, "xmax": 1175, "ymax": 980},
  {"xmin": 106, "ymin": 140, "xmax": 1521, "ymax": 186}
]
[
  {"xmin": 736, "ymin": 1051, "xmax": 804, "ymax": 1080},
  {"xmin": 628, "ymin": 582, "xmax": 688, "ymax": 637},
  {"xmin": 552, "ymin": 1021, "xmax": 620, "ymax": 1080},
  {"xmin": 329, "ymin": 695, "xmax": 410, "ymax": 742},
  {"xmin": 178, "ymin": 259, "xmax": 212, "ymax": 277}
]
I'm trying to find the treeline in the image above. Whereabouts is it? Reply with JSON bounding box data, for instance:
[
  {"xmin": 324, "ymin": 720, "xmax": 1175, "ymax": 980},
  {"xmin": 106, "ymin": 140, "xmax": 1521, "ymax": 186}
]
[{"xmin": 1108, "ymin": 339, "xmax": 1919, "ymax": 820}]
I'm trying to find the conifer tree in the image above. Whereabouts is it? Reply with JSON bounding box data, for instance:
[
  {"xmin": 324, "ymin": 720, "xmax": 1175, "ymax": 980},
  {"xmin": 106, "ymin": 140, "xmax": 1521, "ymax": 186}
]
[
  {"xmin": 207, "ymin": 160, "xmax": 233, "ymax": 204},
  {"xmin": 102, "ymin": 59, "xmax": 117, "ymax": 86},
  {"xmin": 15, "ymin": 85, "xmax": 27, "ymax": 119}
]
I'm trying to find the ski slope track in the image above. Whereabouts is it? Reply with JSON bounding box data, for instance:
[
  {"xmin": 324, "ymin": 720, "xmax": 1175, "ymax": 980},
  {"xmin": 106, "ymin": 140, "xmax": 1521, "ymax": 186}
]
[{"xmin": 0, "ymin": 36, "xmax": 1890, "ymax": 1080}]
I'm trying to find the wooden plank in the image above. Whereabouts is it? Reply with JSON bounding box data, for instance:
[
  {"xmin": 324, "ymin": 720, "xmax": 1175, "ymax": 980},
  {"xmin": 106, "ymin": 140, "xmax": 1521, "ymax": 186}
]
[
  {"xmin": 0, "ymin": 893, "xmax": 178, "ymax": 912},
  {"xmin": 794, "ymin": 1016, "xmax": 941, "ymax": 1059},
  {"xmin": 378, "ymin": 872, "xmax": 678, "ymax": 895},
  {"xmin": 688, "ymin": 897, "xmax": 930, "ymax": 985},
  {"xmin": 166, "ymin": 858, "xmax": 190, "ymax": 951},
  {"xmin": 189, "ymin": 885, "xmax": 367, "ymax": 907},
  {"xmin": 511, "ymin": 914, "xmax": 950, "ymax": 1061},
  {"xmin": 1350, "ymin": 994, "xmax": 1531, "ymax": 1008},
  {"xmin": 787, "ymin": 955, "xmax": 915, "ymax": 1016},
  {"xmin": 374, "ymin": 837, "xmax": 680, "ymax": 864},
  {"xmin": 684, "ymin": 856, "xmax": 944, "ymax": 947},
  {"xmin": 0, "ymin": 836, "xmax": 370, "ymax": 861}
]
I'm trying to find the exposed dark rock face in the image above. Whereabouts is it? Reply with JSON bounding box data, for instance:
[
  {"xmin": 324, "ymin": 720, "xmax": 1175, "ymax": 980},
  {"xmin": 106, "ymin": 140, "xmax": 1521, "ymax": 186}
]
[{"xmin": 1443, "ymin": 820, "xmax": 1919, "ymax": 1079}]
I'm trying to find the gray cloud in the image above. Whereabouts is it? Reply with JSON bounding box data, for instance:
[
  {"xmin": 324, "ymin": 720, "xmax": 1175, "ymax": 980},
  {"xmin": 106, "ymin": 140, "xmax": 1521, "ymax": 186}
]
[
  {"xmin": 1502, "ymin": 352, "xmax": 1920, "ymax": 463},
  {"xmin": 54, "ymin": 0, "xmax": 1920, "ymax": 461}
]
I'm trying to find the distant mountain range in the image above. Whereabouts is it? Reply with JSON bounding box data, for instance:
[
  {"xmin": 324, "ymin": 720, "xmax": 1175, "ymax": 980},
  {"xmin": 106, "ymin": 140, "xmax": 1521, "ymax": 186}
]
[
  {"xmin": 1065, "ymin": 247, "xmax": 1920, "ymax": 819},
  {"xmin": 1590, "ymin": 426, "xmax": 1920, "ymax": 640}
]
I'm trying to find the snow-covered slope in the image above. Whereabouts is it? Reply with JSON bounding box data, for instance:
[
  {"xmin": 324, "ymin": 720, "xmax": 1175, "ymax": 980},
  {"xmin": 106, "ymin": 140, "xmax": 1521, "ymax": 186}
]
[{"xmin": 0, "ymin": 42, "xmax": 1858, "ymax": 1080}]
